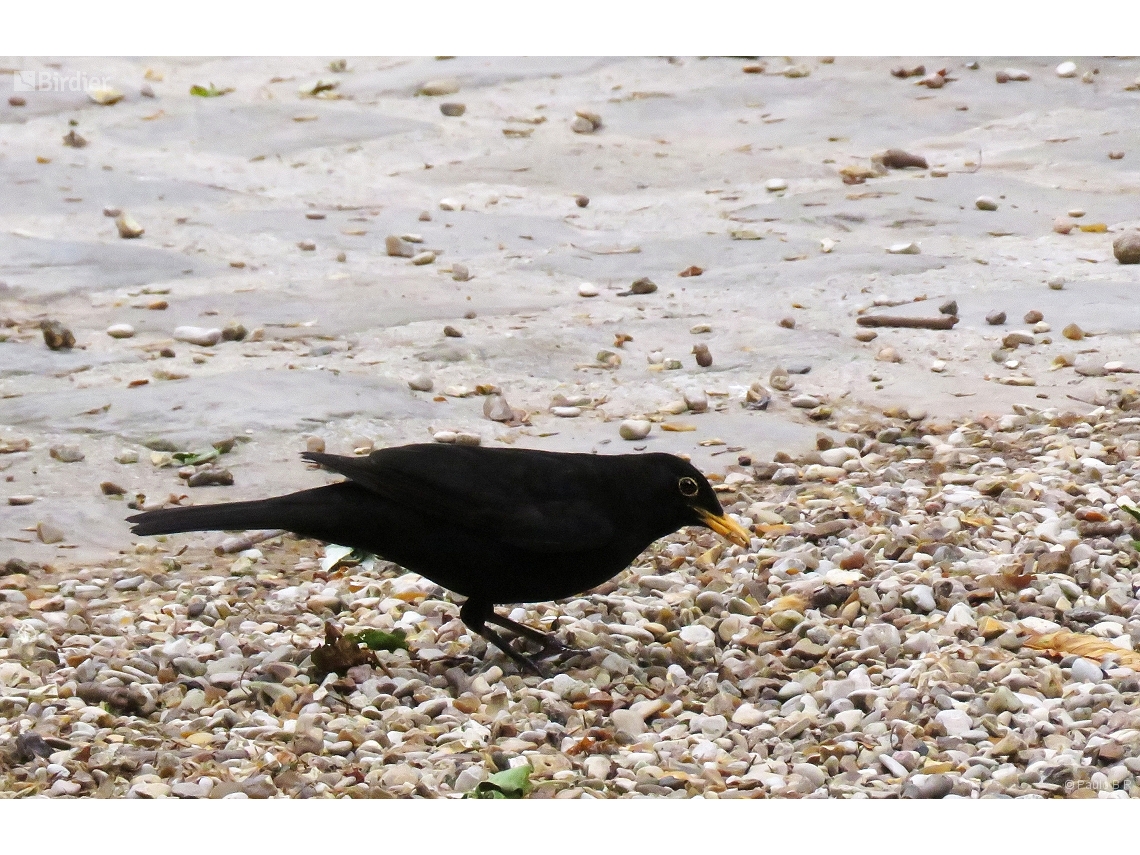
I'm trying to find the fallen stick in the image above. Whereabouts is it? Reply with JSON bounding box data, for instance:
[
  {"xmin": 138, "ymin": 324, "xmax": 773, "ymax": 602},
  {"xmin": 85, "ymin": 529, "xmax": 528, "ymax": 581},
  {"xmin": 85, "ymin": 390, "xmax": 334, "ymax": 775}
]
[
  {"xmin": 857, "ymin": 314, "xmax": 958, "ymax": 330},
  {"xmin": 215, "ymin": 529, "xmax": 286, "ymax": 555}
]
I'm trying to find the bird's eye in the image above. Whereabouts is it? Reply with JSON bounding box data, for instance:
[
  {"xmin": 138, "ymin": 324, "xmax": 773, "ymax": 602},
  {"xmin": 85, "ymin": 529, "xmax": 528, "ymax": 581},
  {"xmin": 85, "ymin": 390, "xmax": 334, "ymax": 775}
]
[{"xmin": 678, "ymin": 476, "xmax": 699, "ymax": 497}]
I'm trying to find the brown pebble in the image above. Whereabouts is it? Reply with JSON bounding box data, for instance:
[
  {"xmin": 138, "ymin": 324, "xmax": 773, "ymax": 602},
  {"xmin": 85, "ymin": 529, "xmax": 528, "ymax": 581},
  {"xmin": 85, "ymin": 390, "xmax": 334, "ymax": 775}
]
[
  {"xmin": 876, "ymin": 346, "xmax": 902, "ymax": 363},
  {"xmin": 575, "ymin": 195, "xmax": 589, "ymax": 208},
  {"xmin": 440, "ymin": 102, "xmax": 466, "ymax": 117},
  {"xmin": 878, "ymin": 149, "xmax": 928, "ymax": 170},
  {"xmin": 9, "ymin": 96, "xmax": 26, "ymax": 107},
  {"xmin": 297, "ymin": 240, "xmax": 316, "ymax": 251},
  {"xmin": 62, "ymin": 129, "xmax": 87, "ymax": 148},
  {"xmin": 1023, "ymin": 310, "xmax": 1044, "ymax": 324},
  {"xmin": 938, "ymin": 300, "xmax": 958, "ymax": 316},
  {"xmin": 692, "ymin": 343, "xmax": 713, "ymax": 367},
  {"xmin": 1113, "ymin": 231, "xmax": 1140, "ymax": 264},
  {"xmin": 623, "ymin": 277, "xmax": 657, "ymax": 296},
  {"xmin": 1108, "ymin": 151, "xmax": 1125, "ymax": 160},
  {"xmin": 890, "ymin": 64, "xmax": 925, "ymax": 79},
  {"xmin": 778, "ymin": 317, "xmax": 796, "ymax": 329},
  {"xmin": 678, "ymin": 265, "xmax": 703, "ymax": 277},
  {"xmin": 986, "ymin": 310, "xmax": 1006, "ymax": 325},
  {"xmin": 443, "ymin": 325, "xmax": 463, "ymax": 338},
  {"xmin": 854, "ymin": 330, "xmax": 878, "ymax": 342},
  {"xmin": 1062, "ymin": 323, "xmax": 1085, "ymax": 341},
  {"xmin": 40, "ymin": 320, "xmax": 75, "ymax": 350},
  {"xmin": 1053, "ymin": 217, "xmax": 1076, "ymax": 235},
  {"xmin": 100, "ymin": 481, "xmax": 126, "ymax": 496},
  {"xmin": 37, "ymin": 521, "xmax": 65, "ymax": 544},
  {"xmin": 187, "ymin": 467, "xmax": 234, "ymax": 488}
]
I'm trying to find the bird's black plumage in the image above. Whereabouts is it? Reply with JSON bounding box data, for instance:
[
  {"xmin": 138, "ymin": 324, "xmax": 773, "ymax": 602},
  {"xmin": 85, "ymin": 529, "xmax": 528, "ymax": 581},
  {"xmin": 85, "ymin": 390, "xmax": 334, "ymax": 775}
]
[{"xmin": 127, "ymin": 443, "xmax": 750, "ymax": 672}]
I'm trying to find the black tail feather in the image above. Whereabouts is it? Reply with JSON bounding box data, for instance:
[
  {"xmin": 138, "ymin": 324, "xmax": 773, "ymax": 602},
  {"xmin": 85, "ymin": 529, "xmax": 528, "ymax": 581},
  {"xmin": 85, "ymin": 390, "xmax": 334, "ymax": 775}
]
[{"xmin": 127, "ymin": 483, "xmax": 369, "ymax": 540}]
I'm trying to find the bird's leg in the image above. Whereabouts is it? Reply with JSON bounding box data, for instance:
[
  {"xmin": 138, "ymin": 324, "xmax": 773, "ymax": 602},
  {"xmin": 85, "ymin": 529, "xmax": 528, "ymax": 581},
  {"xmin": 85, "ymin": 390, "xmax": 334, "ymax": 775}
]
[
  {"xmin": 460, "ymin": 599, "xmax": 545, "ymax": 677},
  {"xmin": 485, "ymin": 610, "xmax": 572, "ymax": 660}
]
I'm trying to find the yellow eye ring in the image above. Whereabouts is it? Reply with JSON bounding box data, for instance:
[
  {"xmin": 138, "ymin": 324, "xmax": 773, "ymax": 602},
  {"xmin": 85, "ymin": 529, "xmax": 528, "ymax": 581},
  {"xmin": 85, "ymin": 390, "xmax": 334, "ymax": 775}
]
[{"xmin": 678, "ymin": 476, "xmax": 699, "ymax": 497}]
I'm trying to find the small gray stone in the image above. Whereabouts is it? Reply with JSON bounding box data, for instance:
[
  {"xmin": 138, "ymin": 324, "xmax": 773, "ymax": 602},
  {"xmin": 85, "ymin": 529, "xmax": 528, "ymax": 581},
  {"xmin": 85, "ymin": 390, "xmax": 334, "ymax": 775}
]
[
  {"xmin": 50, "ymin": 445, "xmax": 85, "ymax": 463},
  {"xmin": 1070, "ymin": 657, "xmax": 1104, "ymax": 683},
  {"xmin": 904, "ymin": 773, "xmax": 954, "ymax": 799},
  {"xmin": 408, "ymin": 374, "xmax": 433, "ymax": 392}
]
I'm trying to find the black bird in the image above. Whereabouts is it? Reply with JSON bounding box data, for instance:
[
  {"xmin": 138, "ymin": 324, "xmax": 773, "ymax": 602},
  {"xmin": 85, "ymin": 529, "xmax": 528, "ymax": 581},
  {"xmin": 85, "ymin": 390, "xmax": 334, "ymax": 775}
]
[{"xmin": 127, "ymin": 444, "xmax": 751, "ymax": 672}]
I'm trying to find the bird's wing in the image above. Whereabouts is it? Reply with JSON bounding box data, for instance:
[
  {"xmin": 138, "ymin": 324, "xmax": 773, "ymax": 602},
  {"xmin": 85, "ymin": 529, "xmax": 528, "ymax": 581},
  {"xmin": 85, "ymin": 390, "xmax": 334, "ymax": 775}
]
[{"xmin": 302, "ymin": 449, "xmax": 616, "ymax": 553}]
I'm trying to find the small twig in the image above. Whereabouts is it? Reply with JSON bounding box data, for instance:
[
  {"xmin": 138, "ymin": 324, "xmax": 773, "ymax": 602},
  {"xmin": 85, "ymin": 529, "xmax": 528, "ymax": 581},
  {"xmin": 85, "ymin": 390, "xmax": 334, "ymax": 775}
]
[
  {"xmin": 856, "ymin": 315, "xmax": 959, "ymax": 330},
  {"xmin": 214, "ymin": 529, "xmax": 286, "ymax": 555}
]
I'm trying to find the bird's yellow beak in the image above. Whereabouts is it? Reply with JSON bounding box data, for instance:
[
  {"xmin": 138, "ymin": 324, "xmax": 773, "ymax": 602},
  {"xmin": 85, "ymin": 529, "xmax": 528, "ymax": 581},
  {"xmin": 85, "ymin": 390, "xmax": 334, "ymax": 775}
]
[{"xmin": 696, "ymin": 508, "xmax": 752, "ymax": 547}]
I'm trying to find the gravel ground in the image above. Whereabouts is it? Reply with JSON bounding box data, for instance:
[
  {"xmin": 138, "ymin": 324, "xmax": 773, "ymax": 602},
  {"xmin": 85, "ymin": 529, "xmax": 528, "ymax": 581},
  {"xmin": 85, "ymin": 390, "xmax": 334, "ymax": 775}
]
[{"xmin": 5, "ymin": 399, "xmax": 1140, "ymax": 799}]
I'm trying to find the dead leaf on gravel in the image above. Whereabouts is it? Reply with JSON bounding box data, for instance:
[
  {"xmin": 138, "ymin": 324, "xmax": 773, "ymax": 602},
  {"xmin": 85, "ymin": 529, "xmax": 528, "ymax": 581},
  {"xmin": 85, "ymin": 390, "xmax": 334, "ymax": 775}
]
[{"xmin": 1023, "ymin": 629, "xmax": 1140, "ymax": 669}]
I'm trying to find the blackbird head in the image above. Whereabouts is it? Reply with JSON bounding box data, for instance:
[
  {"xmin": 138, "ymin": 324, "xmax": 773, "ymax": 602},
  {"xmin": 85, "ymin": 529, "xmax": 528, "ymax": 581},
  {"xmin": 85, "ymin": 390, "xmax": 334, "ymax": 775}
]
[{"xmin": 640, "ymin": 454, "xmax": 752, "ymax": 547}]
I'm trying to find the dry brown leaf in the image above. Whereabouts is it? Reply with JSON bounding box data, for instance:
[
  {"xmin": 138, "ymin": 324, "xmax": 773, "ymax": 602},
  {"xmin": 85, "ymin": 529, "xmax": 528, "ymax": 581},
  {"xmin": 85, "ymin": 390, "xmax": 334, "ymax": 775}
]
[
  {"xmin": 310, "ymin": 622, "xmax": 378, "ymax": 676},
  {"xmin": 766, "ymin": 594, "xmax": 808, "ymax": 613},
  {"xmin": 660, "ymin": 423, "xmax": 697, "ymax": 432},
  {"xmin": 1024, "ymin": 629, "xmax": 1140, "ymax": 669}
]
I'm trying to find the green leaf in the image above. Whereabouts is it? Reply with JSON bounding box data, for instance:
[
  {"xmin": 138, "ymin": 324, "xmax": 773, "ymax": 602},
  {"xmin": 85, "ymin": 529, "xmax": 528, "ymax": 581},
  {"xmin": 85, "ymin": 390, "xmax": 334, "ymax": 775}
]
[
  {"xmin": 171, "ymin": 448, "xmax": 219, "ymax": 465},
  {"xmin": 346, "ymin": 628, "xmax": 408, "ymax": 653},
  {"xmin": 190, "ymin": 83, "xmax": 233, "ymax": 98},
  {"xmin": 465, "ymin": 764, "xmax": 534, "ymax": 799},
  {"xmin": 1121, "ymin": 504, "xmax": 1140, "ymax": 524}
]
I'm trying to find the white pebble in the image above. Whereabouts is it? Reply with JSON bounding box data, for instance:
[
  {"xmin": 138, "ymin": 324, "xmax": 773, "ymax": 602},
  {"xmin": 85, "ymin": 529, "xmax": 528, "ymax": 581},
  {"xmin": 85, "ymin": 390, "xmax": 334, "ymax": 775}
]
[
  {"xmin": 551, "ymin": 406, "xmax": 581, "ymax": 418},
  {"xmin": 106, "ymin": 323, "xmax": 135, "ymax": 339},
  {"xmin": 887, "ymin": 242, "xmax": 921, "ymax": 255},
  {"xmin": 578, "ymin": 282, "xmax": 599, "ymax": 298},
  {"xmin": 679, "ymin": 624, "xmax": 715, "ymax": 645},
  {"xmin": 173, "ymin": 326, "xmax": 222, "ymax": 347},
  {"xmin": 1070, "ymin": 657, "xmax": 1103, "ymax": 683},
  {"xmin": 1056, "ymin": 61, "xmax": 1078, "ymax": 78},
  {"xmin": 619, "ymin": 419, "xmax": 651, "ymax": 441},
  {"xmin": 935, "ymin": 708, "xmax": 972, "ymax": 736},
  {"xmin": 439, "ymin": 198, "xmax": 463, "ymax": 211},
  {"xmin": 765, "ymin": 178, "xmax": 788, "ymax": 192}
]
